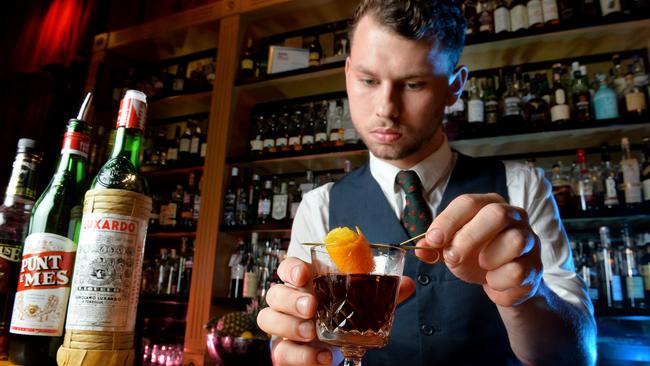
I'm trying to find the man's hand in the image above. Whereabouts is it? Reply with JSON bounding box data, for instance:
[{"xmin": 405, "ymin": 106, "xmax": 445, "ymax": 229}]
[
  {"xmin": 415, "ymin": 193, "xmax": 543, "ymax": 307},
  {"xmin": 257, "ymin": 257, "xmax": 416, "ymax": 366}
]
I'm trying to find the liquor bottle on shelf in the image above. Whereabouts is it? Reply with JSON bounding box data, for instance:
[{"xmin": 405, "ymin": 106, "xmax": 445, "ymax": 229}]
[
  {"xmin": 308, "ymin": 34, "xmax": 322, "ymax": 67},
  {"xmin": 169, "ymin": 185, "xmax": 184, "ymax": 228},
  {"xmin": 271, "ymin": 182, "xmax": 289, "ymax": 222},
  {"xmin": 240, "ymin": 38, "xmax": 255, "ymax": 79},
  {"xmin": 620, "ymin": 137, "xmax": 642, "ymax": 207},
  {"xmin": 8, "ymin": 96, "xmax": 92, "ymax": 365},
  {"xmin": 557, "ymin": 0, "xmax": 578, "ymax": 22},
  {"xmin": 572, "ymin": 66, "xmax": 591, "ymax": 122},
  {"xmin": 610, "ymin": 54, "xmax": 627, "ymax": 97},
  {"xmin": 623, "ymin": 72, "xmax": 647, "ymax": 117},
  {"xmin": 167, "ymin": 126, "xmax": 180, "ymax": 165},
  {"xmin": 223, "ymin": 167, "xmax": 239, "ymax": 226},
  {"xmin": 593, "ymin": 72, "xmax": 620, "ymax": 120},
  {"xmin": 573, "ymin": 149, "xmax": 599, "ymax": 212},
  {"xmin": 257, "ymin": 180, "xmax": 273, "ymax": 224},
  {"xmin": 621, "ymin": 225, "xmax": 646, "ymax": 308},
  {"xmin": 641, "ymin": 137, "xmax": 650, "ymax": 202},
  {"xmin": 600, "ymin": 143, "xmax": 621, "ymax": 209},
  {"xmin": 598, "ymin": 226, "xmax": 624, "ymax": 309},
  {"xmin": 182, "ymin": 173, "xmax": 196, "ymax": 228},
  {"xmin": 466, "ymin": 77, "xmax": 485, "ymax": 134},
  {"xmin": 631, "ymin": 56, "xmax": 649, "ymax": 100},
  {"xmin": 173, "ymin": 64, "xmax": 185, "ymax": 92},
  {"xmin": 190, "ymin": 124, "xmax": 202, "ymax": 163},
  {"xmin": 578, "ymin": 240, "xmax": 600, "ymax": 308},
  {"xmin": 167, "ymin": 249, "xmax": 179, "ymax": 294},
  {"xmin": 542, "ymin": 0, "xmax": 560, "ymax": 25},
  {"xmin": 229, "ymin": 239, "xmax": 245, "ymax": 299},
  {"xmin": 600, "ymin": 0, "xmax": 622, "ymax": 17},
  {"xmin": 315, "ymin": 102, "xmax": 330, "ymax": 148},
  {"xmin": 581, "ymin": 0, "xmax": 601, "ymax": 21},
  {"xmin": 156, "ymin": 248, "xmax": 171, "ymax": 295},
  {"xmin": 327, "ymin": 101, "xmax": 345, "ymax": 147},
  {"xmin": 199, "ymin": 125, "xmax": 208, "ymax": 161},
  {"xmin": 180, "ymin": 237, "xmax": 193, "ymax": 296},
  {"xmin": 247, "ymin": 174, "xmax": 261, "ymax": 225},
  {"xmin": 302, "ymin": 103, "xmax": 316, "ymax": 150},
  {"xmin": 464, "ymin": 0, "xmax": 478, "ymax": 36},
  {"xmin": 494, "ymin": 0, "xmax": 511, "ymax": 34},
  {"xmin": 288, "ymin": 109, "xmax": 303, "ymax": 152},
  {"xmin": 250, "ymin": 114, "xmax": 264, "ymax": 156},
  {"xmin": 484, "ymin": 77, "xmax": 500, "ymax": 126},
  {"xmin": 550, "ymin": 64, "xmax": 571, "ymax": 125},
  {"xmin": 551, "ymin": 163, "xmax": 573, "ymax": 217},
  {"xmin": 526, "ymin": 74, "xmax": 551, "ymax": 128},
  {"xmin": 193, "ymin": 175, "xmax": 203, "ymax": 225},
  {"xmin": 300, "ymin": 170, "xmax": 316, "ymax": 198},
  {"xmin": 501, "ymin": 73, "xmax": 524, "ymax": 128},
  {"xmin": 235, "ymin": 171, "xmax": 248, "ymax": 226},
  {"xmin": 0, "ymin": 139, "xmax": 40, "ymax": 359},
  {"xmin": 342, "ymin": 99, "xmax": 358, "ymax": 145},
  {"xmin": 179, "ymin": 126, "xmax": 192, "ymax": 163},
  {"xmin": 510, "ymin": 0, "xmax": 530, "ymax": 32},
  {"xmin": 243, "ymin": 236, "xmax": 258, "ymax": 299},
  {"xmin": 477, "ymin": 0, "xmax": 495, "ymax": 34},
  {"xmin": 527, "ymin": 0, "xmax": 544, "ymax": 27},
  {"xmin": 276, "ymin": 109, "xmax": 290, "ymax": 153},
  {"xmin": 263, "ymin": 114, "xmax": 277, "ymax": 154},
  {"xmin": 288, "ymin": 180, "xmax": 301, "ymax": 220}
]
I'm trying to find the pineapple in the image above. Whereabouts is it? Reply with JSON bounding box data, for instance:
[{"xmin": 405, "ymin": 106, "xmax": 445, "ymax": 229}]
[{"xmin": 206, "ymin": 299, "xmax": 269, "ymax": 339}]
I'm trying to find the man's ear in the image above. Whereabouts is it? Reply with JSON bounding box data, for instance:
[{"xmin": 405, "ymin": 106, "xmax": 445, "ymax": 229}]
[{"xmin": 446, "ymin": 65, "xmax": 469, "ymax": 106}]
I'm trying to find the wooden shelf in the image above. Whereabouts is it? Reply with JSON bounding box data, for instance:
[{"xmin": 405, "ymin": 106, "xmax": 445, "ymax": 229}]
[
  {"xmin": 220, "ymin": 222, "xmax": 292, "ymax": 234},
  {"xmin": 142, "ymin": 164, "xmax": 204, "ymax": 176},
  {"xmin": 148, "ymin": 231, "xmax": 196, "ymax": 239}
]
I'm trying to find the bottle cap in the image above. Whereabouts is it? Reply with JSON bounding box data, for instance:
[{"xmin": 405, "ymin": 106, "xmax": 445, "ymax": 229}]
[
  {"xmin": 18, "ymin": 138, "xmax": 37, "ymax": 150},
  {"xmin": 124, "ymin": 89, "xmax": 147, "ymax": 103}
]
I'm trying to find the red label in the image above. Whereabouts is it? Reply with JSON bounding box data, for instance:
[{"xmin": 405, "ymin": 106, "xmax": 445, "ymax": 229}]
[
  {"xmin": 17, "ymin": 251, "xmax": 75, "ymax": 291},
  {"xmin": 62, "ymin": 131, "xmax": 91, "ymax": 157},
  {"xmin": 116, "ymin": 97, "xmax": 147, "ymax": 131}
]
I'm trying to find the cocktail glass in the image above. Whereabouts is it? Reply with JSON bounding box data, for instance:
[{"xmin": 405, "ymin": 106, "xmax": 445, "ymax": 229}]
[{"xmin": 310, "ymin": 244, "xmax": 406, "ymax": 366}]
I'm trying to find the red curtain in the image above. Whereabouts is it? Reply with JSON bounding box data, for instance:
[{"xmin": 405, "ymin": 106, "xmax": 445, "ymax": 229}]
[{"xmin": 11, "ymin": 0, "xmax": 95, "ymax": 73}]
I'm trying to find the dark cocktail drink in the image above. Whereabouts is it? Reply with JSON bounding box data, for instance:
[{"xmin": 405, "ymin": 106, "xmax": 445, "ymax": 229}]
[{"xmin": 313, "ymin": 273, "xmax": 400, "ymax": 348}]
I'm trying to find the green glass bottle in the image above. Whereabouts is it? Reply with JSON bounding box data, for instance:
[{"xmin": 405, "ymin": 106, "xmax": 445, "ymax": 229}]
[
  {"xmin": 92, "ymin": 89, "xmax": 149, "ymax": 195},
  {"xmin": 8, "ymin": 94, "xmax": 92, "ymax": 365}
]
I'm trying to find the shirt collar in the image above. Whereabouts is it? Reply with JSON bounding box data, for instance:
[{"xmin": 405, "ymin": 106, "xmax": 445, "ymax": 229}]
[{"xmin": 369, "ymin": 136, "xmax": 454, "ymax": 195}]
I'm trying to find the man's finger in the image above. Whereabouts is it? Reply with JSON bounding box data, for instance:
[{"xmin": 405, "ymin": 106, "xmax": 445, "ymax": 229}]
[
  {"xmin": 425, "ymin": 193, "xmax": 506, "ymax": 248},
  {"xmin": 397, "ymin": 276, "xmax": 416, "ymax": 304},
  {"xmin": 414, "ymin": 238, "xmax": 442, "ymax": 263},
  {"xmin": 257, "ymin": 308, "xmax": 316, "ymax": 342},
  {"xmin": 266, "ymin": 284, "xmax": 317, "ymax": 320},
  {"xmin": 479, "ymin": 226, "xmax": 537, "ymax": 270},
  {"xmin": 277, "ymin": 257, "xmax": 312, "ymax": 287},
  {"xmin": 444, "ymin": 203, "xmax": 523, "ymax": 267},
  {"xmin": 272, "ymin": 339, "xmax": 333, "ymax": 366}
]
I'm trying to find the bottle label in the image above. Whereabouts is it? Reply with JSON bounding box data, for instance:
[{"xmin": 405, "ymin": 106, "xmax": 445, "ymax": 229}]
[
  {"xmin": 611, "ymin": 275, "xmax": 623, "ymax": 301},
  {"xmin": 190, "ymin": 137, "xmax": 200, "ymax": 154},
  {"xmin": 275, "ymin": 137, "xmax": 288, "ymax": 147},
  {"xmin": 643, "ymin": 179, "xmax": 650, "ymax": 201},
  {"xmin": 478, "ymin": 11, "xmax": 493, "ymax": 33},
  {"xmin": 494, "ymin": 7, "xmax": 511, "ymax": 33},
  {"xmin": 6, "ymin": 153, "xmax": 38, "ymax": 201},
  {"xmin": 542, "ymin": 0, "xmax": 559, "ymax": 21},
  {"xmin": 485, "ymin": 100, "xmax": 499, "ymax": 124},
  {"xmin": 555, "ymin": 89, "xmax": 566, "ymax": 105},
  {"xmin": 200, "ymin": 142, "xmax": 207, "ymax": 158},
  {"xmin": 504, "ymin": 96, "xmax": 521, "ymax": 116},
  {"xmin": 0, "ymin": 241, "xmax": 21, "ymax": 295},
  {"xmin": 243, "ymin": 271, "xmax": 258, "ymax": 298},
  {"xmin": 289, "ymin": 136, "xmax": 301, "ymax": 146},
  {"xmin": 600, "ymin": 0, "xmax": 621, "ymax": 15},
  {"xmin": 344, "ymin": 128, "xmax": 358, "ymax": 141},
  {"xmin": 62, "ymin": 131, "xmax": 91, "ymax": 159},
  {"xmin": 315, "ymin": 133, "xmax": 328, "ymax": 143},
  {"xmin": 179, "ymin": 139, "xmax": 190, "ymax": 153},
  {"xmin": 527, "ymin": 0, "xmax": 543, "ymax": 25},
  {"xmin": 329, "ymin": 131, "xmax": 341, "ymax": 142},
  {"xmin": 241, "ymin": 59, "xmax": 254, "ymax": 71},
  {"xmin": 193, "ymin": 195, "xmax": 201, "ymax": 220},
  {"xmin": 9, "ymin": 233, "xmax": 76, "ymax": 336},
  {"xmin": 622, "ymin": 162, "xmax": 642, "ymax": 204},
  {"xmin": 510, "ymin": 5, "xmax": 529, "ymax": 31},
  {"xmin": 626, "ymin": 92, "xmax": 647, "ymax": 113},
  {"xmin": 634, "ymin": 74, "xmax": 649, "ymax": 88},
  {"xmin": 116, "ymin": 96, "xmax": 147, "ymax": 131},
  {"xmin": 272, "ymin": 194, "xmax": 288, "ymax": 221},
  {"xmin": 641, "ymin": 264, "xmax": 650, "ymax": 291},
  {"xmin": 263, "ymin": 139, "xmax": 275, "ymax": 149},
  {"xmin": 250, "ymin": 139, "xmax": 263, "ymax": 152},
  {"xmin": 605, "ymin": 176, "xmax": 620, "ymax": 205},
  {"xmin": 594, "ymin": 93, "xmax": 619, "ymax": 120},
  {"xmin": 309, "ymin": 52, "xmax": 320, "ymax": 66},
  {"xmin": 65, "ymin": 213, "xmax": 148, "ymax": 332},
  {"xmin": 626, "ymin": 277, "xmax": 644, "ymax": 300},
  {"xmin": 468, "ymin": 100, "xmax": 485, "ymax": 123},
  {"xmin": 551, "ymin": 104, "xmax": 570, "ymax": 122},
  {"xmin": 258, "ymin": 199, "xmax": 271, "ymax": 217},
  {"xmin": 301, "ymin": 135, "xmax": 314, "ymax": 145}
]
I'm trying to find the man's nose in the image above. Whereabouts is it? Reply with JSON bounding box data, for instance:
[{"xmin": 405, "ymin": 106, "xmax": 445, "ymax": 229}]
[{"xmin": 376, "ymin": 84, "xmax": 400, "ymax": 120}]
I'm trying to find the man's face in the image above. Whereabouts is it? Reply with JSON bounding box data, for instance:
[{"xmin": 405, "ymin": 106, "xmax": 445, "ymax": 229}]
[{"xmin": 345, "ymin": 15, "xmax": 457, "ymax": 168}]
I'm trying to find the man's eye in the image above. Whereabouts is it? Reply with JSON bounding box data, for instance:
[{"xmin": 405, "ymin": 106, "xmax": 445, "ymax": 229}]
[
  {"xmin": 406, "ymin": 82, "xmax": 424, "ymax": 90},
  {"xmin": 360, "ymin": 79, "xmax": 377, "ymax": 86}
]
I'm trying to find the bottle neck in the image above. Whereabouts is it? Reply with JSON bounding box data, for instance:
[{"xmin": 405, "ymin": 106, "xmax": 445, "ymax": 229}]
[
  {"xmin": 110, "ymin": 127, "xmax": 143, "ymax": 170},
  {"xmin": 4, "ymin": 151, "xmax": 40, "ymax": 207}
]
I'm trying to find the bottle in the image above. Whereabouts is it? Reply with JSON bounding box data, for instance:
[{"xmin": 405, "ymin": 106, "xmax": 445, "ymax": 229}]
[
  {"xmin": 327, "ymin": 101, "xmax": 344, "ymax": 147},
  {"xmin": 315, "ymin": 101, "xmax": 330, "ymax": 148},
  {"xmin": 610, "ymin": 54, "xmax": 627, "ymax": 97},
  {"xmin": 262, "ymin": 114, "xmax": 277, "ymax": 154},
  {"xmin": 250, "ymin": 114, "xmax": 265, "ymax": 155},
  {"xmin": 579, "ymin": 240, "xmax": 600, "ymax": 308},
  {"xmin": 166, "ymin": 248, "xmax": 179, "ymax": 294},
  {"xmin": 510, "ymin": 0, "xmax": 530, "ymax": 32},
  {"xmin": 179, "ymin": 126, "xmax": 192, "ymax": 163},
  {"xmin": 223, "ymin": 167, "xmax": 239, "ymax": 226},
  {"xmin": 623, "ymin": 72, "xmax": 647, "ymax": 117},
  {"xmin": 600, "ymin": 0, "xmax": 622, "ymax": 17},
  {"xmin": 301, "ymin": 103, "xmax": 316, "ymax": 150},
  {"xmin": 0, "ymin": 139, "xmax": 40, "ymax": 359},
  {"xmin": 173, "ymin": 64, "xmax": 185, "ymax": 92},
  {"xmin": 501, "ymin": 74, "xmax": 524, "ymax": 127},
  {"xmin": 272, "ymin": 182, "xmax": 289, "ymax": 222},
  {"xmin": 581, "ymin": 0, "xmax": 600, "ymax": 21},
  {"xmin": 288, "ymin": 180, "xmax": 301, "ymax": 220},
  {"xmin": 240, "ymin": 38, "xmax": 255, "ymax": 79},
  {"xmin": 464, "ymin": 0, "xmax": 479, "ymax": 36},
  {"xmin": 235, "ymin": 170, "xmax": 248, "ymax": 226},
  {"xmin": 551, "ymin": 163, "xmax": 573, "ymax": 217},
  {"xmin": 527, "ymin": 0, "xmax": 544, "ymax": 27},
  {"xmin": 176, "ymin": 237, "xmax": 189, "ymax": 295},
  {"xmin": 181, "ymin": 238, "xmax": 193, "ymax": 296},
  {"xmin": 182, "ymin": 173, "xmax": 196, "ymax": 228},
  {"xmin": 600, "ymin": 143, "xmax": 620, "ymax": 209},
  {"xmin": 199, "ymin": 125, "xmax": 208, "ymax": 162},
  {"xmin": 190, "ymin": 124, "xmax": 201, "ymax": 163},
  {"xmin": 193, "ymin": 175, "xmax": 203, "ymax": 226},
  {"xmin": 167, "ymin": 126, "xmax": 180, "ymax": 166},
  {"xmin": 8, "ymin": 96, "xmax": 92, "ymax": 365},
  {"xmin": 542, "ymin": 0, "xmax": 561, "ymax": 25},
  {"xmin": 572, "ymin": 67, "xmax": 591, "ymax": 122},
  {"xmin": 243, "ymin": 238, "xmax": 258, "ymax": 299},
  {"xmin": 247, "ymin": 174, "xmax": 261, "ymax": 225},
  {"xmin": 288, "ymin": 108, "xmax": 303, "ymax": 152},
  {"xmin": 632, "ymin": 56, "xmax": 649, "ymax": 101},
  {"xmin": 229, "ymin": 239, "xmax": 245, "ymax": 299},
  {"xmin": 572, "ymin": 149, "xmax": 598, "ymax": 212},
  {"xmin": 599, "ymin": 226, "xmax": 624, "ymax": 308},
  {"xmin": 257, "ymin": 180, "xmax": 273, "ymax": 224},
  {"xmin": 466, "ymin": 78, "xmax": 485, "ymax": 135},
  {"xmin": 527, "ymin": 74, "xmax": 551, "ymax": 129},
  {"xmin": 477, "ymin": 0, "xmax": 495, "ymax": 34},
  {"xmin": 494, "ymin": 0, "xmax": 512, "ymax": 34},
  {"xmin": 484, "ymin": 77, "xmax": 500, "ymax": 125},
  {"xmin": 156, "ymin": 248, "xmax": 170, "ymax": 295},
  {"xmin": 621, "ymin": 225, "xmax": 646, "ymax": 308},
  {"xmin": 557, "ymin": 0, "xmax": 578, "ymax": 21},
  {"xmin": 342, "ymin": 99, "xmax": 358, "ymax": 144},
  {"xmin": 550, "ymin": 65, "xmax": 571, "ymax": 125},
  {"xmin": 620, "ymin": 137, "xmax": 643, "ymax": 207},
  {"xmin": 641, "ymin": 137, "xmax": 650, "ymax": 202},
  {"xmin": 308, "ymin": 34, "xmax": 322, "ymax": 67},
  {"xmin": 593, "ymin": 72, "xmax": 620, "ymax": 120},
  {"xmin": 276, "ymin": 109, "xmax": 290, "ymax": 152}
]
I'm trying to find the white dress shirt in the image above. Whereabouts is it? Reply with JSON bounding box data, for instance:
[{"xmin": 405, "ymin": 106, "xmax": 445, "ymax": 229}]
[{"xmin": 288, "ymin": 137, "xmax": 593, "ymax": 314}]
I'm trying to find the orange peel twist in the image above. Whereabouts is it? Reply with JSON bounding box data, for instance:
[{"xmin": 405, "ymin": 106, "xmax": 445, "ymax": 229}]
[{"xmin": 323, "ymin": 226, "xmax": 374, "ymax": 274}]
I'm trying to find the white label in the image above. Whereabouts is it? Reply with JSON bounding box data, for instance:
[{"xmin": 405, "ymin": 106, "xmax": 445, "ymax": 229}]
[
  {"xmin": 10, "ymin": 233, "xmax": 76, "ymax": 336},
  {"xmin": 504, "ymin": 96, "xmax": 521, "ymax": 116},
  {"xmin": 626, "ymin": 277, "xmax": 645, "ymax": 300},
  {"xmin": 243, "ymin": 271, "xmax": 258, "ymax": 298},
  {"xmin": 289, "ymin": 136, "xmax": 301, "ymax": 146},
  {"xmin": 510, "ymin": 5, "xmax": 529, "ymax": 32},
  {"xmin": 555, "ymin": 89, "xmax": 566, "ymax": 105},
  {"xmin": 263, "ymin": 139, "xmax": 275, "ymax": 149},
  {"xmin": 622, "ymin": 160, "xmax": 642, "ymax": 204},
  {"xmin": 494, "ymin": 7, "xmax": 511, "ymax": 33},
  {"xmin": 468, "ymin": 99, "xmax": 485, "ymax": 123},
  {"xmin": 200, "ymin": 143, "xmax": 207, "ymax": 158},
  {"xmin": 542, "ymin": 0, "xmax": 559, "ymax": 21},
  {"xmin": 600, "ymin": 0, "xmax": 621, "ymax": 15},
  {"xmin": 258, "ymin": 199, "xmax": 271, "ymax": 216},
  {"xmin": 302, "ymin": 135, "xmax": 314, "ymax": 145},
  {"xmin": 643, "ymin": 179, "xmax": 650, "ymax": 201},
  {"xmin": 611, "ymin": 275, "xmax": 623, "ymax": 301},
  {"xmin": 179, "ymin": 139, "xmax": 190, "ymax": 153},
  {"xmin": 626, "ymin": 92, "xmax": 647, "ymax": 112},
  {"xmin": 551, "ymin": 104, "xmax": 570, "ymax": 122},
  {"xmin": 315, "ymin": 133, "xmax": 328, "ymax": 143},
  {"xmin": 329, "ymin": 131, "xmax": 341, "ymax": 142},
  {"xmin": 272, "ymin": 194, "xmax": 288, "ymax": 220},
  {"xmin": 527, "ymin": 0, "xmax": 543, "ymax": 25},
  {"xmin": 344, "ymin": 128, "xmax": 357, "ymax": 141},
  {"xmin": 605, "ymin": 177, "xmax": 620, "ymax": 205},
  {"xmin": 275, "ymin": 137, "xmax": 288, "ymax": 147},
  {"xmin": 65, "ymin": 213, "xmax": 148, "ymax": 332},
  {"xmin": 190, "ymin": 137, "xmax": 200, "ymax": 154}
]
